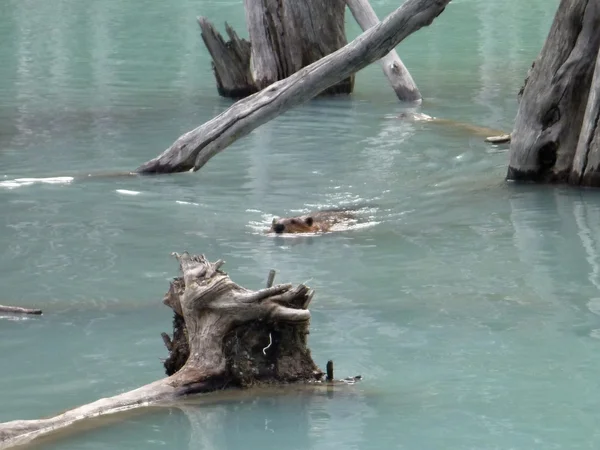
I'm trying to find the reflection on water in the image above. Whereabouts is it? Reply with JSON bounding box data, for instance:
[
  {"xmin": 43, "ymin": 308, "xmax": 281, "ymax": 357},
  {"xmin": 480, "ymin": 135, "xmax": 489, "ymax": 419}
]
[{"xmin": 6, "ymin": 0, "xmax": 600, "ymax": 448}]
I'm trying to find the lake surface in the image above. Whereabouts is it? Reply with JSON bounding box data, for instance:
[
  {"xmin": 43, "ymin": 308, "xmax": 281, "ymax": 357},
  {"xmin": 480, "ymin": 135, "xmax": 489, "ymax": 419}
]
[{"xmin": 3, "ymin": 0, "xmax": 600, "ymax": 448}]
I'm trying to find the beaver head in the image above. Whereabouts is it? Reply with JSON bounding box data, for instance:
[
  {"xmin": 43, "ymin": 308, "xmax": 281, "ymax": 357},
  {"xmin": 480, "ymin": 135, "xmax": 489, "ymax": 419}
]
[{"xmin": 270, "ymin": 216, "xmax": 317, "ymax": 234}]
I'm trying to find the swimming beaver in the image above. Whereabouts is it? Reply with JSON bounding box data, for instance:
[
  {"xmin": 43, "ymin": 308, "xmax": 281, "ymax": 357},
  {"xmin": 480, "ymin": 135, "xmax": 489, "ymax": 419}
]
[{"xmin": 269, "ymin": 210, "xmax": 355, "ymax": 234}]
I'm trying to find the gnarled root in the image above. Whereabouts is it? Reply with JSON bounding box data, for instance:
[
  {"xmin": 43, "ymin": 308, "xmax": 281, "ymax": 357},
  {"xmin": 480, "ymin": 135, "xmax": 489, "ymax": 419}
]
[{"xmin": 0, "ymin": 253, "xmax": 324, "ymax": 449}]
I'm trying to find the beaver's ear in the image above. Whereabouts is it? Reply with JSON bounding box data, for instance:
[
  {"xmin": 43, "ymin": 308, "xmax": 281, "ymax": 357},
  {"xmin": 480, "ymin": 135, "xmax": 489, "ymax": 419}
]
[{"xmin": 305, "ymin": 217, "xmax": 313, "ymax": 226}]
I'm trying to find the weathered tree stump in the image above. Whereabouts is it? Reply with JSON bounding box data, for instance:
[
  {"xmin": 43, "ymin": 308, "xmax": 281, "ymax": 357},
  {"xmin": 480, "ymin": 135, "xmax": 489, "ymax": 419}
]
[
  {"xmin": 0, "ymin": 253, "xmax": 327, "ymax": 448},
  {"xmin": 507, "ymin": 0, "xmax": 600, "ymax": 184},
  {"xmin": 136, "ymin": 0, "xmax": 451, "ymax": 174},
  {"xmin": 200, "ymin": 0, "xmax": 353, "ymax": 99}
]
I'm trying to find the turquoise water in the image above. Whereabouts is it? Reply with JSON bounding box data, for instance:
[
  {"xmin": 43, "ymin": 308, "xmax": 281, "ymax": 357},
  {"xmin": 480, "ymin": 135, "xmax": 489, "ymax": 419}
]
[{"xmin": 4, "ymin": 0, "xmax": 600, "ymax": 448}]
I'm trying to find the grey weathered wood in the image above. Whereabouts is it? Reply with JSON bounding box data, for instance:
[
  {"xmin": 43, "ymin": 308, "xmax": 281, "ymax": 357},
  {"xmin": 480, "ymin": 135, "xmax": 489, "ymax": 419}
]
[
  {"xmin": 197, "ymin": 18, "xmax": 257, "ymax": 98},
  {"xmin": 0, "ymin": 253, "xmax": 323, "ymax": 448},
  {"xmin": 244, "ymin": 0, "xmax": 353, "ymax": 95},
  {"xmin": 136, "ymin": 0, "xmax": 452, "ymax": 174},
  {"xmin": 0, "ymin": 305, "xmax": 42, "ymax": 315},
  {"xmin": 507, "ymin": 0, "xmax": 600, "ymax": 183},
  {"xmin": 485, "ymin": 134, "xmax": 511, "ymax": 144},
  {"xmin": 345, "ymin": 0, "xmax": 421, "ymax": 102},
  {"xmin": 570, "ymin": 46, "xmax": 600, "ymax": 186}
]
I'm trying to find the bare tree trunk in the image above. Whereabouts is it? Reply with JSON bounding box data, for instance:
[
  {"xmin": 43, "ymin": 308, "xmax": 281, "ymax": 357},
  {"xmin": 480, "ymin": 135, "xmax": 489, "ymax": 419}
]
[
  {"xmin": 345, "ymin": 0, "xmax": 421, "ymax": 102},
  {"xmin": 245, "ymin": 0, "xmax": 353, "ymax": 94},
  {"xmin": 570, "ymin": 46, "xmax": 600, "ymax": 186},
  {"xmin": 200, "ymin": 0, "xmax": 353, "ymax": 98},
  {"xmin": 0, "ymin": 253, "xmax": 330, "ymax": 448},
  {"xmin": 135, "ymin": 0, "xmax": 451, "ymax": 175},
  {"xmin": 507, "ymin": 0, "xmax": 600, "ymax": 184},
  {"xmin": 0, "ymin": 305, "xmax": 42, "ymax": 315}
]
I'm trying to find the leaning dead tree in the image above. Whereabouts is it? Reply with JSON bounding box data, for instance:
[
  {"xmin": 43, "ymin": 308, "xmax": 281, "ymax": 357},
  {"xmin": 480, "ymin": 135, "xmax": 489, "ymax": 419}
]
[
  {"xmin": 199, "ymin": 0, "xmax": 354, "ymax": 98},
  {"xmin": 136, "ymin": 0, "xmax": 452, "ymax": 174},
  {"xmin": 345, "ymin": 0, "xmax": 421, "ymax": 102},
  {"xmin": 507, "ymin": 0, "xmax": 600, "ymax": 186},
  {"xmin": 0, "ymin": 253, "xmax": 343, "ymax": 449}
]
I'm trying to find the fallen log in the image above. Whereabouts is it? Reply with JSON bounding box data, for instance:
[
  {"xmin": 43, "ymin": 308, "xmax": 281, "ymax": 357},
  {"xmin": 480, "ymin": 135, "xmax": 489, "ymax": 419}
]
[
  {"xmin": 0, "ymin": 305, "xmax": 42, "ymax": 315},
  {"xmin": 0, "ymin": 253, "xmax": 336, "ymax": 448},
  {"xmin": 135, "ymin": 0, "xmax": 452, "ymax": 174},
  {"xmin": 345, "ymin": 0, "xmax": 421, "ymax": 102},
  {"xmin": 507, "ymin": 0, "xmax": 600, "ymax": 184}
]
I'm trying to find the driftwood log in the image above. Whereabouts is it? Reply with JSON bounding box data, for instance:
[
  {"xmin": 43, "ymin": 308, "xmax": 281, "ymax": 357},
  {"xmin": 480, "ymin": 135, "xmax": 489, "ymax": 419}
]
[
  {"xmin": 0, "ymin": 305, "xmax": 42, "ymax": 315},
  {"xmin": 345, "ymin": 0, "xmax": 421, "ymax": 102},
  {"xmin": 507, "ymin": 0, "xmax": 600, "ymax": 185},
  {"xmin": 135, "ymin": 0, "xmax": 451, "ymax": 174},
  {"xmin": 0, "ymin": 253, "xmax": 337, "ymax": 449},
  {"xmin": 199, "ymin": 0, "xmax": 353, "ymax": 98}
]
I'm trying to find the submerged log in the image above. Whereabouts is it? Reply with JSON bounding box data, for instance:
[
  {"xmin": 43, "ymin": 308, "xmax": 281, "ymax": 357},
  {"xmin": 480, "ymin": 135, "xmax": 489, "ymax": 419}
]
[
  {"xmin": 0, "ymin": 305, "xmax": 42, "ymax": 315},
  {"xmin": 507, "ymin": 0, "xmax": 600, "ymax": 184},
  {"xmin": 136, "ymin": 0, "xmax": 451, "ymax": 174},
  {"xmin": 395, "ymin": 112, "xmax": 509, "ymax": 141},
  {"xmin": 0, "ymin": 253, "xmax": 328, "ymax": 448},
  {"xmin": 345, "ymin": 0, "xmax": 421, "ymax": 102}
]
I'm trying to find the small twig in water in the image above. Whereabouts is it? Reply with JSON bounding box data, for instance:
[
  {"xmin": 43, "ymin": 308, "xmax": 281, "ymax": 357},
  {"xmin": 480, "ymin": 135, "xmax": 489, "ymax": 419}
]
[{"xmin": 263, "ymin": 333, "xmax": 273, "ymax": 355}]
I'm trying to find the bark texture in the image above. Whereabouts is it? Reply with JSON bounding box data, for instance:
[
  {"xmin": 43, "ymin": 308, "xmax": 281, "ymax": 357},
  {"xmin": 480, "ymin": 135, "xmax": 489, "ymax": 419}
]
[
  {"xmin": 345, "ymin": 0, "xmax": 421, "ymax": 102},
  {"xmin": 244, "ymin": 0, "xmax": 353, "ymax": 95},
  {"xmin": 507, "ymin": 0, "xmax": 600, "ymax": 183},
  {"xmin": 136, "ymin": 0, "xmax": 451, "ymax": 174},
  {"xmin": 570, "ymin": 44, "xmax": 600, "ymax": 186},
  {"xmin": 0, "ymin": 253, "xmax": 323, "ymax": 448}
]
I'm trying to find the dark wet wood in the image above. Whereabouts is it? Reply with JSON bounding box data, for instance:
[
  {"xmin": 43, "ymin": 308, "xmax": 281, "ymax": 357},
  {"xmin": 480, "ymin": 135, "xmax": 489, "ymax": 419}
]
[{"xmin": 197, "ymin": 18, "xmax": 257, "ymax": 99}]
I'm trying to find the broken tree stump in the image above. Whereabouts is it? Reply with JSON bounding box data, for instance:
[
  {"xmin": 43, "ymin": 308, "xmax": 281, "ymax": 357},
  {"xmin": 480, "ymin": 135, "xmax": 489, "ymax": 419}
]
[
  {"xmin": 136, "ymin": 0, "xmax": 451, "ymax": 174},
  {"xmin": 507, "ymin": 0, "xmax": 600, "ymax": 184},
  {"xmin": 0, "ymin": 253, "xmax": 327, "ymax": 448},
  {"xmin": 345, "ymin": 0, "xmax": 421, "ymax": 102},
  {"xmin": 199, "ymin": 0, "xmax": 353, "ymax": 99},
  {"xmin": 198, "ymin": 19, "xmax": 257, "ymax": 99}
]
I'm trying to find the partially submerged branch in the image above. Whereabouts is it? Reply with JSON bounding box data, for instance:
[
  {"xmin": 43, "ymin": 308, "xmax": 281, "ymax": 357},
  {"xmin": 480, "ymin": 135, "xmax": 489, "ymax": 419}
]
[
  {"xmin": 135, "ymin": 0, "xmax": 452, "ymax": 174},
  {"xmin": 0, "ymin": 305, "xmax": 42, "ymax": 315}
]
